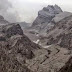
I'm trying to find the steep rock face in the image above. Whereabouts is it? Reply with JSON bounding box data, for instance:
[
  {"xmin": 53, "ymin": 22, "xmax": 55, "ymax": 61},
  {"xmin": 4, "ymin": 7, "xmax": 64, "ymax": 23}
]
[
  {"xmin": 0, "ymin": 43, "xmax": 33, "ymax": 72},
  {"xmin": 0, "ymin": 23, "xmax": 23, "ymax": 38},
  {"xmin": 0, "ymin": 21, "xmax": 71, "ymax": 72},
  {"xmin": 0, "ymin": 23, "xmax": 40, "ymax": 58},
  {"xmin": 58, "ymin": 57, "xmax": 72, "ymax": 72},
  {"xmin": 52, "ymin": 12, "xmax": 72, "ymax": 23},
  {"xmin": 40, "ymin": 15, "xmax": 72, "ymax": 49},
  {"xmin": 0, "ymin": 23, "xmax": 41, "ymax": 72},
  {"xmin": 0, "ymin": 5, "xmax": 72, "ymax": 72},
  {"xmin": 25, "ymin": 45, "xmax": 71, "ymax": 72},
  {"xmin": 0, "ymin": 44, "xmax": 33, "ymax": 72},
  {"xmin": 32, "ymin": 5, "xmax": 62, "ymax": 31},
  {"xmin": 25, "ymin": 5, "xmax": 63, "ymax": 43},
  {"xmin": 31, "ymin": 5, "xmax": 72, "ymax": 36}
]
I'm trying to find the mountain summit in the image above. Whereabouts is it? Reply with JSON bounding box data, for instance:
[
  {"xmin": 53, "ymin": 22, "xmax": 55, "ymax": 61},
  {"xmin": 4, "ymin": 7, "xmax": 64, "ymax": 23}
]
[{"xmin": 32, "ymin": 5, "xmax": 62, "ymax": 29}]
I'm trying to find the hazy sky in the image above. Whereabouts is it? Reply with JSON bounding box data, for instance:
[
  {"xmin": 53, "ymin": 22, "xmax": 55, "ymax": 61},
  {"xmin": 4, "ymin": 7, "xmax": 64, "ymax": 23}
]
[{"xmin": 8, "ymin": 0, "xmax": 72, "ymax": 23}]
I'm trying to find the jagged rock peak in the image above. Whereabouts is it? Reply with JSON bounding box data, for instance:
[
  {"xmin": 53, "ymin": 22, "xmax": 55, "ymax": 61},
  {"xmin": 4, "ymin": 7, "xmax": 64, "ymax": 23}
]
[
  {"xmin": 43, "ymin": 4, "xmax": 63, "ymax": 14},
  {"xmin": 38, "ymin": 4, "xmax": 63, "ymax": 16},
  {"xmin": 32, "ymin": 4, "xmax": 63, "ymax": 28}
]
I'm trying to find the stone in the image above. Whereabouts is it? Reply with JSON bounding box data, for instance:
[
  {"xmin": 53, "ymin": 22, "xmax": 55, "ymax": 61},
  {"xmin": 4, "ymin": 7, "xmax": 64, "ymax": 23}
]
[{"xmin": 1, "ymin": 23, "xmax": 23, "ymax": 38}]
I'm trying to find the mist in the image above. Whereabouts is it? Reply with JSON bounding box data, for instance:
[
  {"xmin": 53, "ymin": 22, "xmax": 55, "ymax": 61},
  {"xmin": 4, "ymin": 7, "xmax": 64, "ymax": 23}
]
[
  {"xmin": 0, "ymin": 0, "xmax": 72, "ymax": 23},
  {"xmin": 9, "ymin": 0, "xmax": 72, "ymax": 23},
  {"xmin": 0, "ymin": 0, "xmax": 20, "ymax": 23}
]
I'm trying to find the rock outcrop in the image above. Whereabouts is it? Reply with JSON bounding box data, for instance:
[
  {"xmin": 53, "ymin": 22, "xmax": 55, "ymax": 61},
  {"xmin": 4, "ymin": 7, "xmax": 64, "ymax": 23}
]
[
  {"xmin": 45, "ymin": 15, "xmax": 72, "ymax": 49},
  {"xmin": 32, "ymin": 5, "xmax": 62, "ymax": 32},
  {"xmin": 0, "ymin": 23, "xmax": 23, "ymax": 38},
  {"xmin": 0, "ymin": 23, "xmax": 41, "ymax": 72},
  {"xmin": 23, "ymin": 5, "xmax": 72, "ymax": 72},
  {"xmin": 25, "ymin": 45, "xmax": 71, "ymax": 72},
  {"xmin": 23, "ymin": 5, "xmax": 72, "ymax": 50},
  {"xmin": 38, "ymin": 15, "xmax": 72, "ymax": 48}
]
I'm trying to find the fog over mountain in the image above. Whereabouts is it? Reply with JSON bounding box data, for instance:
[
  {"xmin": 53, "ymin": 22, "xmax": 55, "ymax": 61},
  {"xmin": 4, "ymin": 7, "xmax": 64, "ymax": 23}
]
[
  {"xmin": 8, "ymin": 0, "xmax": 72, "ymax": 23},
  {"xmin": 0, "ymin": 0, "xmax": 20, "ymax": 23},
  {"xmin": 0, "ymin": 0, "xmax": 72, "ymax": 23}
]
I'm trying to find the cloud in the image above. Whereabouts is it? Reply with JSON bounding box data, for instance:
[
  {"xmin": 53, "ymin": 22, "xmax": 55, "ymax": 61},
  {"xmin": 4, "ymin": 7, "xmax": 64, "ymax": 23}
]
[
  {"xmin": 8, "ymin": 0, "xmax": 72, "ymax": 23},
  {"xmin": 0, "ymin": 0, "xmax": 20, "ymax": 23},
  {"xmin": 1, "ymin": 0, "xmax": 72, "ymax": 23}
]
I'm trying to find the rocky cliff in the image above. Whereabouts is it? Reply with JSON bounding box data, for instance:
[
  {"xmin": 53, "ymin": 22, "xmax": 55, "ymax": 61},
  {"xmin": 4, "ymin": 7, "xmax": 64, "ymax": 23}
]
[
  {"xmin": 0, "ymin": 23, "xmax": 72, "ymax": 72},
  {"xmin": 29, "ymin": 5, "xmax": 72, "ymax": 50},
  {"xmin": 32, "ymin": 5, "xmax": 62, "ymax": 32},
  {"xmin": 0, "ymin": 23, "xmax": 41, "ymax": 72},
  {"xmin": 39, "ymin": 15, "xmax": 72, "ymax": 49},
  {"xmin": 22, "ymin": 5, "xmax": 72, "ymax": 72}
]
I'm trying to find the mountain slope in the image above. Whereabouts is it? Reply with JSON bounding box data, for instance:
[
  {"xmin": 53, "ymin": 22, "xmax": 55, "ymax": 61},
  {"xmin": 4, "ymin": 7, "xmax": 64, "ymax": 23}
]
[
  {"xmin": 32, "ymin": 5, "xmax": 62, "ymax": 32},
  {"xmin": 0, "ymin": 23, "xmax": 41, "ymax": 72}
]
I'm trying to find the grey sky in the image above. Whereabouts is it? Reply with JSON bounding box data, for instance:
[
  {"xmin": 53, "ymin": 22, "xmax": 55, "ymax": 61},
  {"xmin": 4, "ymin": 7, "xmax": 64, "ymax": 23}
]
[{"xmin": 8, "ymin": 0, "xmax": 72, "ymax": 23}]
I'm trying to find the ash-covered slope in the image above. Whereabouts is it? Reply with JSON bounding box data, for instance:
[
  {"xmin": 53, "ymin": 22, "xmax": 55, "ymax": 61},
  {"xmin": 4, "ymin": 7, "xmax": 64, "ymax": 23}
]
[{"xmin": 31, "ymin": 5, "xmax": 72, "ymax": 35}]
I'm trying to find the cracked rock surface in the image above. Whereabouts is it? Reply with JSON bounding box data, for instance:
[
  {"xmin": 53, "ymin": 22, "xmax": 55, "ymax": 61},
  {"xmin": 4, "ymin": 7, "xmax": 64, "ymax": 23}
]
[
  {"xmin": 0, "ymin": 23, "xmax": 71, "ymax": 72},
  {"xmin": 0, "ymin": 23, "xmax": 40, "ymax": 72},
  {"xmin": 25, "ymin": 45, "xmax": 71, "ymax": 72}
]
